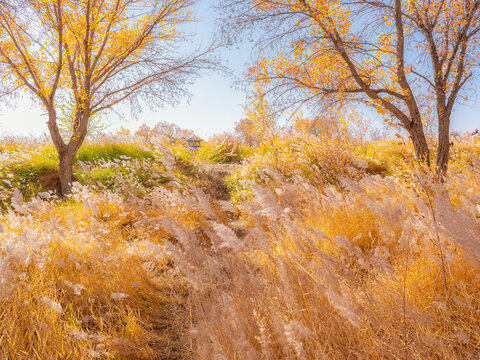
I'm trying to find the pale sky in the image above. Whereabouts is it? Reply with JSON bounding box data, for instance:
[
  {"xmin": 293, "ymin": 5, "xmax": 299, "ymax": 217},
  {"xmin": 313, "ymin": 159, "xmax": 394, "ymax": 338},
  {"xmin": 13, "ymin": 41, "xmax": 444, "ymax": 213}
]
[{"xmin": 0, "ymin": 2, "xmax": 478, "ymax": 139}]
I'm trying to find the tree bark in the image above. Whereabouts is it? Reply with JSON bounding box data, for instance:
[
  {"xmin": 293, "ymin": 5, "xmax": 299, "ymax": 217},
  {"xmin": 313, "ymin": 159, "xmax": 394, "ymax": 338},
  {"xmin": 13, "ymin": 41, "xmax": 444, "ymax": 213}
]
[
  {"xmin": 47, "ymin": 107, "xmax": 89, "ymax": 195},
  {"xmin": 436, "ymin": 114, "xmax": 450, "ymax": 176},
  {"xmin": 58, "ymin": 112, "xmax": 89, "ymax": 194},
  {"xmin": 407, "ymin": 120, "xmax": 431, "ymax": 167},
  {"xmin": 59, "ymin": 150, "xmax": 75, "ymax": 194}
]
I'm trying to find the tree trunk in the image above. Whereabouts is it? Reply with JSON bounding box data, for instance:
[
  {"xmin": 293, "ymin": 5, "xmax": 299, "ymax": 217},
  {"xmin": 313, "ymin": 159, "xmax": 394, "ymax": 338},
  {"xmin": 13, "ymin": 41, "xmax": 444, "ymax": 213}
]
[
  {"xmin": 407, "ymin": 120, "xmax": 431, "ymax": 167},
  {"xmin": 46, "ymin": 105, "xmax": 89, "ymax": 195},
  {"xmin": 57, "ymin": 111, "xmax": 89, "ymax": 194},
  {"xmin": 59, "ymin": 150, "xmax": 75, "ymax": 195},
  {"xmin": 436, "ymin": 114, "xmax": 450, "ymax": 177}
]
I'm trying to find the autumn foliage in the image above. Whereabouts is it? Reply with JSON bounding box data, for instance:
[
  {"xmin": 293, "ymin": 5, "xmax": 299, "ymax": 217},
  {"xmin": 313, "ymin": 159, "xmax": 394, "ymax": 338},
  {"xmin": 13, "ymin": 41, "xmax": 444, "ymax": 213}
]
[{"xmin": 227, "ymin": 0, "xmax": 480, "ymax": 173}]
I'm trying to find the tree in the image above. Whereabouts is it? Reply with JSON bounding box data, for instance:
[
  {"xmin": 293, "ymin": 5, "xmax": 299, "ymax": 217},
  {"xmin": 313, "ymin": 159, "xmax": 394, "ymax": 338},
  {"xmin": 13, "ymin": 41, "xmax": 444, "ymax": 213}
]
[
  {"xmin": 224, "ymin": 0, "xmax": 480, "ymax": 174},
  {"xmin": 235, "ymin": 83, "xmax": 276, "ymax": 145},
  {"xmin": 0, "ymin": 0, "xmax": 211, "ymax": 193},
  {"xmin": 234, "ymin": 118, "xmax": 257, "ymax": 145},
  {"xmin": 293, "ymin": 116, "xmax": 337, "ymax": 136},
  {"xmin": 135, "ymin": 121, "xmax": 194, "ymax": 145}
]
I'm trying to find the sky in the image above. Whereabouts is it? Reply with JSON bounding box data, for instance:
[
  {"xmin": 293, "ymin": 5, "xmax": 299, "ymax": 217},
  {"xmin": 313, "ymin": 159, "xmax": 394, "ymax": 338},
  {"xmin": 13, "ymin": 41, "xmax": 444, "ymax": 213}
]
[{"xmin": 0, "ymin": 2, "xmax": 479, "ymax": 139}]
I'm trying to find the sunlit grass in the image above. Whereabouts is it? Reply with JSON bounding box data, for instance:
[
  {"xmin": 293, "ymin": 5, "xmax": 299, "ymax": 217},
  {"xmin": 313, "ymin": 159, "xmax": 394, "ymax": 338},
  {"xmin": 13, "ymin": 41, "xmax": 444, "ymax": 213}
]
[
  {"xmin": 195, "ymin": 135, "xmax": 253, "ymax": 163},
  {"xmin": 75, "ymin": 143, "xmax": 155, "ymax": 162},
  {"xmin": 0, "ymin": 131, "xmax": 479, "ymax": 359}
]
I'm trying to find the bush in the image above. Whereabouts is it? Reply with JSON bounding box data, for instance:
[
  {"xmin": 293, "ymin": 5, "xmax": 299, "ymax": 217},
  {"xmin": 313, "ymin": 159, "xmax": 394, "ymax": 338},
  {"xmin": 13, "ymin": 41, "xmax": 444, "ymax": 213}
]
[{"xmin": 196, "ymin": 134, "xmax": 253, "ymax": 163}]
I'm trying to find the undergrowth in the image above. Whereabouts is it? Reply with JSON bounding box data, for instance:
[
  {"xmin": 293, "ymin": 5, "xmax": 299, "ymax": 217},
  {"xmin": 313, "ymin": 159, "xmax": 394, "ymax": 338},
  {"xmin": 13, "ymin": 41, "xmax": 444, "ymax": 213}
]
[{"xmin": 0, "ymin": 131, "xmax": 479, "ymax": 359}]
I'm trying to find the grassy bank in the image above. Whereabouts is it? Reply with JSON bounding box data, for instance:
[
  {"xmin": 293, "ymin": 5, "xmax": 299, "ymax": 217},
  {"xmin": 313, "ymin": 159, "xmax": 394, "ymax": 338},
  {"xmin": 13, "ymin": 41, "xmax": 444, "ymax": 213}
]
[{"xmin": 0, "ymin": 132, "xmax": 479, "ymax": 359}]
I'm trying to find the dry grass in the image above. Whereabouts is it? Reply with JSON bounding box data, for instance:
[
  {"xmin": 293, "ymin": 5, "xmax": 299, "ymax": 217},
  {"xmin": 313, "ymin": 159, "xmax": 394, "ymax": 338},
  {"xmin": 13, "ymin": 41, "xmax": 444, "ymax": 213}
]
[
  {"xmin": 0, "ymin": 131, "xmax": 479, "ymax": 359},
  {"xmin": 0, "ymin": 186, "xmax": 191, "ymax": 359}
]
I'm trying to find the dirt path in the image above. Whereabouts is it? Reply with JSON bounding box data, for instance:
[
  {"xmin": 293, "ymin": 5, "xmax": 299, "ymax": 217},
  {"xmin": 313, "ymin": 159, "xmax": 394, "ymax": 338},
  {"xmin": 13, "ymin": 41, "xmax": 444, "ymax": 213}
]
[{"xmin": 198, "ymin": 162, "xmax": 239, "ymax": 202}]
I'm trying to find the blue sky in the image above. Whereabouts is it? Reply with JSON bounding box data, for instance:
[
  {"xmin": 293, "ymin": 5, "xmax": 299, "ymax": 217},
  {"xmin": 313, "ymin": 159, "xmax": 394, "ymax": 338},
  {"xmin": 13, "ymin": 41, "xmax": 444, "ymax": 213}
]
[{"xmin": 0, "ymin": 2, "xmax": 478, "ymax": 139}]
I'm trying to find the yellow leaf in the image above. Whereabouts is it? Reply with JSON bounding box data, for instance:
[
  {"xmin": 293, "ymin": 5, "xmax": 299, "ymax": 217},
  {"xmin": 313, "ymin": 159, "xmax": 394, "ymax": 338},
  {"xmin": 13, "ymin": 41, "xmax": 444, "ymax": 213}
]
[{"xmin": 376, "ymin": 106, "xmax": 386, "ymax": 115}]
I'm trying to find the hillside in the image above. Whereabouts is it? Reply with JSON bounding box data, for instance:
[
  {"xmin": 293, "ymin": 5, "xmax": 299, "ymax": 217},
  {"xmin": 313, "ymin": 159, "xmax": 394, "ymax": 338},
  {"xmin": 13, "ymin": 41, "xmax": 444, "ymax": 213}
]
[{"xmin": 0, "ymin": 131, "xmax": 479, "ymax": 359}]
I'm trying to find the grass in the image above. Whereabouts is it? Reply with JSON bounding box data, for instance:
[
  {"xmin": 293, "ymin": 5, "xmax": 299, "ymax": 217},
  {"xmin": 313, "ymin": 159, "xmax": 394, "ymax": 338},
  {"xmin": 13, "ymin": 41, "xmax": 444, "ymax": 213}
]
[
  {"xmin": 76, "ymin": 164, "xmax": 171, "ymax": 190},
  {"xmin": 0, "ymin": 132, "xmax": 479, "ymax": 359},
  {"xmin": 0, "ymin": 198, "xmax": 190, "ymax": 359},
  {"xmin": 0, "ymin": 142, "xmax": 161, "ymax": 203},
  {"xmin": 75, "ymin": 143, "xmax": 155, "ymax": 162},
  {"xmin": 0, "ymin": 145, "xmax": 59, "ymax": 205},
  {"xmin": 185, "ymin": 163, "xmax": 480, "ymax": 360},
  {"xmin": 195, "ymin": 137, "xmax": 253, "ymax": 164},
  {"xmin": 195, "ymin": 144, "xmax": 242, "ymax": 163}
]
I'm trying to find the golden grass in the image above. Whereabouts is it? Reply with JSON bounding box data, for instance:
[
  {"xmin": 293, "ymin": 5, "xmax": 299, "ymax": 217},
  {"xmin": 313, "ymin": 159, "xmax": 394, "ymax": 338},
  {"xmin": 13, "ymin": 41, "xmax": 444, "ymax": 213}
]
[
  {"xmin": 0, "ymin": 133, "xmax": 479, "ymax": 359},
  {"xmin": 0, "ymin": 197, "xmax": 190, "ymax": 359}
]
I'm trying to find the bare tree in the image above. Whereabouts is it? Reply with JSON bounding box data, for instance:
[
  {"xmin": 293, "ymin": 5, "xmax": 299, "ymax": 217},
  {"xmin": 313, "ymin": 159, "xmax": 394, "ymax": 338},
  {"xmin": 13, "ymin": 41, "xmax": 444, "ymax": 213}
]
[
  {"xmin": 222, "ymin": 0, "xmax": 480, "ymax": 174},
  {"xmin": 0, "ymin": 0, "xmax": 213, "ymax": 193}
]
